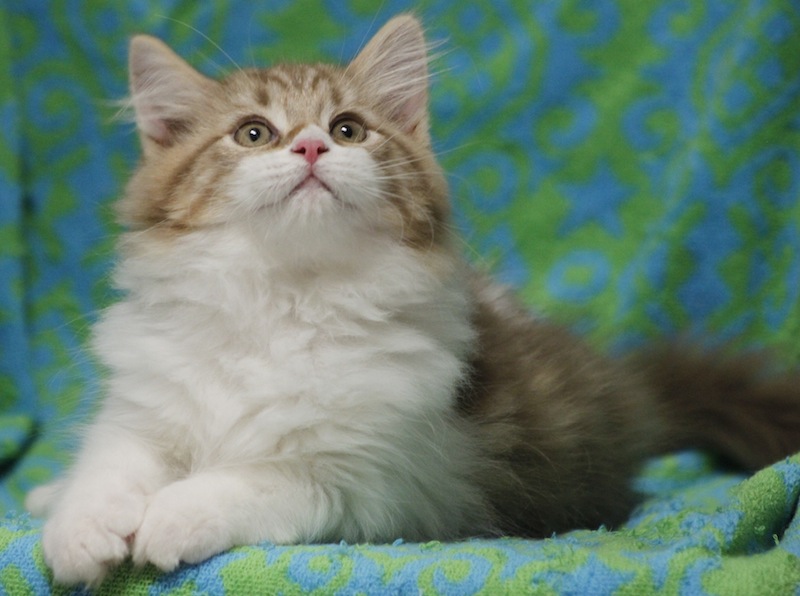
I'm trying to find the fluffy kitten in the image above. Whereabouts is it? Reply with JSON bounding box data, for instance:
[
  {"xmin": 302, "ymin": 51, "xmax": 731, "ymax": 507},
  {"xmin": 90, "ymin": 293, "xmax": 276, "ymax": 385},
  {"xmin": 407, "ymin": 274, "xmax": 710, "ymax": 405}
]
[{"xmin": 26, "ymin": 15, "xmax": 800, "ymax": 587}]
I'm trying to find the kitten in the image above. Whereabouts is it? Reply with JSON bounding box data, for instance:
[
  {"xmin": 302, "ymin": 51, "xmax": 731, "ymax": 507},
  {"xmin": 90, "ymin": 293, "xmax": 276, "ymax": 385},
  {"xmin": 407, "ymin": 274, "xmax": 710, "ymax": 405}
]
[{"xmin": 26, "ymin": 14, "xmax": 800, "ymax": 587}]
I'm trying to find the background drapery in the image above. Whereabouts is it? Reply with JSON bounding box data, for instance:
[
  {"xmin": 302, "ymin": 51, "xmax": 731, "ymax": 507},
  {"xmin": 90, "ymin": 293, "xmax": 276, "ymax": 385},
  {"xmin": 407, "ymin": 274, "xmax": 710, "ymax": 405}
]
[{"xmin": 1, "ymin": 2, "xmax": 798, "ymax": 593}]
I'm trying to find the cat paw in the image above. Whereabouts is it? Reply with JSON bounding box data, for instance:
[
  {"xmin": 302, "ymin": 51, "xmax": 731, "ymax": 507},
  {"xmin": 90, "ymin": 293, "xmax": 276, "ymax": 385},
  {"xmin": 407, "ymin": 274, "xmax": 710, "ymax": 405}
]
[
  {"xmin": 41, "ymin": 492, "xmax": 147, "ymax": 586},
  {"xmin": 42, "ymin": 516, "xmax": 128, "ymax": 586},
  {"xmin": 132, "ymin": 483, "xmax": 231, "ymax": 571}
]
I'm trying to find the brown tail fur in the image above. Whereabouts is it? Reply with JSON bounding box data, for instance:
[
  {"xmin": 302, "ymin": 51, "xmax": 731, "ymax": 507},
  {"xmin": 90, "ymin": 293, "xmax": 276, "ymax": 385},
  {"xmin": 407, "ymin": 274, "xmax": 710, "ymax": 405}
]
[
  {"xmin": 631, "ymin": 343, "xmax": 800, "ymax": 470},
  {"xmin": 464, "ymin": 277, "xmax": 800, "ymax": 537}
]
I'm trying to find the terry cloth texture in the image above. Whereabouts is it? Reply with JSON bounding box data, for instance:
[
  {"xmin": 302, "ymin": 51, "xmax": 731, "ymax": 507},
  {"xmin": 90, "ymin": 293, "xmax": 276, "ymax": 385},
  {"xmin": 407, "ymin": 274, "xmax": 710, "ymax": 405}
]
[{"xmin": 1, "ymin": 1, "xmax": 799, "ymax": 594}]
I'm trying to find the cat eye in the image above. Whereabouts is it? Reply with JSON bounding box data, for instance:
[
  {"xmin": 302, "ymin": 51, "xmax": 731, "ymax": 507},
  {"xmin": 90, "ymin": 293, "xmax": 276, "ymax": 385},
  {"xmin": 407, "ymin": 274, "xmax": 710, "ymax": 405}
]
[
  {"xmin": 330, "ymin": 116, "xmax": 367, "ymax": 144},
  {"xmin": 233, "ymin": 121, "xmax": 276, "ymax": 147}
]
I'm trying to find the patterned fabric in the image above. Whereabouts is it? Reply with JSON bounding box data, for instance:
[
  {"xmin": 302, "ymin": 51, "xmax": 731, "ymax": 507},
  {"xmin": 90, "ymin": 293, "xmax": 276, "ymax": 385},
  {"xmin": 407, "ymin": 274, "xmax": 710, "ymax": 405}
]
[
  {"xmin": 1, "ymin": 1, "xmax": 798, "ymax": 593},
  {"xmin": 1, "ymin": 452, "xmax": 799, "ymax": 594}
]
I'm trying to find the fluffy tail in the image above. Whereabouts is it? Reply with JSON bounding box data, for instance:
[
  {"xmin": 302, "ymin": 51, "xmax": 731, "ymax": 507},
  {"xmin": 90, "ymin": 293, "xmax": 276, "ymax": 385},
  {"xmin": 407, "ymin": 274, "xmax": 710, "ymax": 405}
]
[{"xmin": 633, "ymin": 343, "xmax": 800, "ymax": 470}]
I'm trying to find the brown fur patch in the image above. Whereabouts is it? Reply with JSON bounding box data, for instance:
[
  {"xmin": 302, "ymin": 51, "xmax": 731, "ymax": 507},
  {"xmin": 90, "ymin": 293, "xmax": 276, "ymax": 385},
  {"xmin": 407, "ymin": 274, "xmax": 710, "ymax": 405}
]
[
  {"xmin": 461, "ymin": 274, "xmax": 800, "ymax": 537},
  {"xmin": 461, "ymin": 277, "xmax": 659, "ymax": 535},
  {"xmin": 253, "ymin": 86, "xmax": 270, "ymax": 107}
]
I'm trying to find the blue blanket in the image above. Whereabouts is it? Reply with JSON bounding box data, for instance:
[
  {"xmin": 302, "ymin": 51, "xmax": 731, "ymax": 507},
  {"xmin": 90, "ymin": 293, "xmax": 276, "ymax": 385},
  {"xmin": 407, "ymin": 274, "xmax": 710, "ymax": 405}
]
[{"xmin": 1, "ymin": 1, "xmax": 799, "ymax": 593}]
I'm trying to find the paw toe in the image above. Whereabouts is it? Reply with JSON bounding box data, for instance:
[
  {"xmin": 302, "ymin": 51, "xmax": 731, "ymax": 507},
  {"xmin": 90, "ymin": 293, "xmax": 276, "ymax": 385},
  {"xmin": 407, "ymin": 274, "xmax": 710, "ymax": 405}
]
[{"xmin": 43, "ymin": 518, "xmax": 130, "ymax": 586}]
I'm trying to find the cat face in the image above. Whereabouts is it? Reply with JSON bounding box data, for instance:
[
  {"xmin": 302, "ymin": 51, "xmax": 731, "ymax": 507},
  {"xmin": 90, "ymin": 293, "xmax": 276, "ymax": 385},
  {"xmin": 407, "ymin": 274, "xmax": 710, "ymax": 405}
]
[{"xmin": 120, "ymin": 16, "xmax": 450, "ymax": 257}]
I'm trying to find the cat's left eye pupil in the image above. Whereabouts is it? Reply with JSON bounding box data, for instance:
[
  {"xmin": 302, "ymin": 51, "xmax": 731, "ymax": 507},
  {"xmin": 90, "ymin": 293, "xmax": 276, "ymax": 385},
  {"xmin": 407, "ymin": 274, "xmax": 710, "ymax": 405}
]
[
  {"xmin": 234, "ymin": 120, "xmax": 275, "ymax": 147},
  {"xmin": 330, "ymin": 117, "xmax": 367, "ymax": 143}
]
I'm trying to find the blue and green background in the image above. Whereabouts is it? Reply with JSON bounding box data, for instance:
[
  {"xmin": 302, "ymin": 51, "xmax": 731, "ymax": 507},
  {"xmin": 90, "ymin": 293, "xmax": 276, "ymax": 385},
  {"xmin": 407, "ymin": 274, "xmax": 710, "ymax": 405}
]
[{"xmin": 1, "ymin": 1, "xmax": 799, "ymax": 593}]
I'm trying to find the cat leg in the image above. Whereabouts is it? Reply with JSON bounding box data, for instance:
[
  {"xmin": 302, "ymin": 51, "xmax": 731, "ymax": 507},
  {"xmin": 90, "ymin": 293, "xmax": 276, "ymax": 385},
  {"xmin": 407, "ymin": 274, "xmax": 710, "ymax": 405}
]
[
  {"xmin": 132, "ymin": 465, "xmax": 336, "ymax": 571},
  {"xmin": 40, "ymin": 425, "xmax": 168, "ymax": 586}
]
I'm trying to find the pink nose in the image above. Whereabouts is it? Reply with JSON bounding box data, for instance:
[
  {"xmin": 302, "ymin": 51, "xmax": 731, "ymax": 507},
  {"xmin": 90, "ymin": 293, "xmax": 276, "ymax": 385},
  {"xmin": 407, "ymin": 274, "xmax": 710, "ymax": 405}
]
[{"xmin": 292, "ymin": 139, "xmax": 329, "ymax": 165}]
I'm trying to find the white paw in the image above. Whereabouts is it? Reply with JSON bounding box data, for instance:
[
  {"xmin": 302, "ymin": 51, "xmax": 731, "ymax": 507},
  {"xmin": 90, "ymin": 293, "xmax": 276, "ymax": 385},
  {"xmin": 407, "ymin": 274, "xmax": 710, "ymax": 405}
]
[
  {"xmin": 133, "ymin": 483, "xmax": 231, "ymax": 571},
  {"xmin": 42, "ymin": 491, "xmax": 147, "ymax": 586}
]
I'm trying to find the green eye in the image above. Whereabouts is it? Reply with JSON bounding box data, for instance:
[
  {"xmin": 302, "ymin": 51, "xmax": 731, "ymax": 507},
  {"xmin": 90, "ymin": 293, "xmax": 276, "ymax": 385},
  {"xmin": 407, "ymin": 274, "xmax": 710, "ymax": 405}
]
[
  {"xmin": 234, "ymin": 121, "xmax": 275, "ymax": 147},
  {"xmin": 330, "ymin": 116, "xmax": 367, "ymax": 143}
]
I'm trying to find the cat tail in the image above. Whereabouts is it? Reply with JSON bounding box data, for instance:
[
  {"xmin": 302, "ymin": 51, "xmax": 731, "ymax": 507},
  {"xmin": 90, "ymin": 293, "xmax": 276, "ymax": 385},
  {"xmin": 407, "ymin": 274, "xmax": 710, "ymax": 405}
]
[{"xmin": 631, "ymin": 342, "xmax": 800, "ymax": 470}]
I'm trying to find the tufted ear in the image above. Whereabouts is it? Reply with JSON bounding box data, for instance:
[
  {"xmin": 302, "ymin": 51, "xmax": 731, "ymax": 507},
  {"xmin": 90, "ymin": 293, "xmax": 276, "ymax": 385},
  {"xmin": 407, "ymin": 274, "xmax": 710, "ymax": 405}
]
[
  {"xmin": 128, "ymin": 35, "xmax": 216, "ymax": 152},
  {"xmin": 350, "ymin": 15, "xmax": 431, "ymax": 142}
]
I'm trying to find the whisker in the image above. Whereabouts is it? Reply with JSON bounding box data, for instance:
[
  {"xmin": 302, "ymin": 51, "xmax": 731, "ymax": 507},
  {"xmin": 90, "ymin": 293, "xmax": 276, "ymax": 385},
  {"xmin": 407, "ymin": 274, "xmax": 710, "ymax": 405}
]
[
  {"xmin": 156, "ymin": 14, "xmax": 242, "ymax": 73},
  {"xmin": 342, "ymin": 1, "xmax": 387, "ymax": 69},
  {"xmin": 375, "ymin": 142, "xmax": 477, "ymax": 169},
  {"xmin": 370, "ymin": 173, "xmax": 428, "ymax": 183}
]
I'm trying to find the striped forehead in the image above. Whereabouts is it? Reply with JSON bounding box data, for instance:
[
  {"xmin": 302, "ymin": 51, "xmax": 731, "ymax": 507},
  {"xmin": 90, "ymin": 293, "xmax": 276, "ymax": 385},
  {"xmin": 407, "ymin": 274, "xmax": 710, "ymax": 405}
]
[{"xmin": 239, "ymin": 65, "xmax": 351, "ymax": 126}]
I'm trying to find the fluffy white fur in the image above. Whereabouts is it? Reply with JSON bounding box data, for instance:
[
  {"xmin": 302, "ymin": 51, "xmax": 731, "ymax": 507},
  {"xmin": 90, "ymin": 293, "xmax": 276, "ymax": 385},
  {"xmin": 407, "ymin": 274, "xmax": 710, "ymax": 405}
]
[{"xmin": 32, "ymin": 219, "xmax": 488, "ymax": 584}]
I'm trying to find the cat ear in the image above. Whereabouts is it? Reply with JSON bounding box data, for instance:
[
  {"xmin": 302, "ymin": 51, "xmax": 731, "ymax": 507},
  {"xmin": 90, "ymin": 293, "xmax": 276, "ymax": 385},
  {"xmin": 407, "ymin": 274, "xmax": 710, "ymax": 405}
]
[
  {"xmin": 350, "ymin": 15, "xmax": 431, "ymax": 141},
  {"xmin": 128, "ymin": 35, "xmax": 215, "ymax": 150}
]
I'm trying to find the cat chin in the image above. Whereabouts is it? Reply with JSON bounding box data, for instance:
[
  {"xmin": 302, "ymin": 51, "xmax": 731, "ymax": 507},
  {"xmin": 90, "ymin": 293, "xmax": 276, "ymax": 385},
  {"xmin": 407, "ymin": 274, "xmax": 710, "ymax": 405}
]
[
  {"xmin": 291, "ymin": 175, "xmax": 333, "ymax": 196},
  {"xmin": 281, "ymin": 181, "xmax": 353, "ymax": 213},
  {"xmin": 239, "ymin": 178, "xmax": 354, "ymax": 222}
]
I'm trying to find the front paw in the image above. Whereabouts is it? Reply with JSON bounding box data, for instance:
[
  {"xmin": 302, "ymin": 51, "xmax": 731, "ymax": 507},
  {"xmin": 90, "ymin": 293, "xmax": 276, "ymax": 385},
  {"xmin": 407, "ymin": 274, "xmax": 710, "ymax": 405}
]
[
  {"xmin": 132, "ymin": 483, "xmax": 232, "ymax": 571},
  {"xmin": 42, "ymin": 492, "xmax": 147, "ymax": 586}
]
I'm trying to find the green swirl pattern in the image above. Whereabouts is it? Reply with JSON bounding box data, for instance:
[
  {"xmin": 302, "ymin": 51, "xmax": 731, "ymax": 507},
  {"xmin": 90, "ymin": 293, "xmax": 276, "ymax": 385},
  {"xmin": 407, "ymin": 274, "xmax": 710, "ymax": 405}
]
[{"xmin": 1, "ymin": 1, "xmax": 799, "ymax": 594}]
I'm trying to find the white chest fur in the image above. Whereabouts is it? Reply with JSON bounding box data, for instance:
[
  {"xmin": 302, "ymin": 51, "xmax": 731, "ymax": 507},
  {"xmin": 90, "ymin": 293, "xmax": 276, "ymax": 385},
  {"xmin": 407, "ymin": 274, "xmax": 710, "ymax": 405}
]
[{"xmin": 92, "ymin": 225, "xmax": 476, "ymax": 471}]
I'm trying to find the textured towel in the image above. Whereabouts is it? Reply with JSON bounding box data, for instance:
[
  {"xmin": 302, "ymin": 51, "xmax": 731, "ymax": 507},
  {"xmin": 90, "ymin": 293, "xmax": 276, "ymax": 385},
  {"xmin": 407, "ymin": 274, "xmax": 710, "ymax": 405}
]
[
  {"xmin": 1, "ymin": 1, "xmax": 799, "ymax": 594},
  {"xmin": 1, "ymin": 452, "xmax": 799, "ymax": 594}
]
